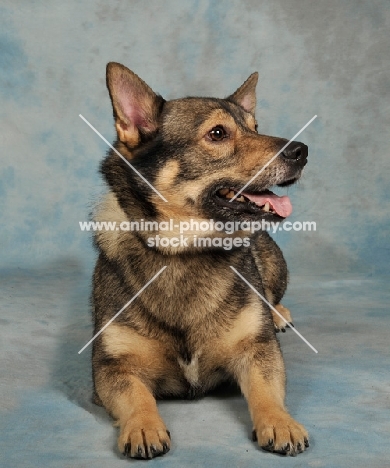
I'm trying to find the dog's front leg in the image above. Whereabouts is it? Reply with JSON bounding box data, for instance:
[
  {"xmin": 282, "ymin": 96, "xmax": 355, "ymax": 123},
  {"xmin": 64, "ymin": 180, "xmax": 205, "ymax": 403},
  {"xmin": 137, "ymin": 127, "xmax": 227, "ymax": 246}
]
[
  {"xmin": 235, "ymin": 341, "xmax": 309, "ymax": 456},
  {"xmin": 95, "ymin": 370, "xmax": 171, "ymax": 459}
]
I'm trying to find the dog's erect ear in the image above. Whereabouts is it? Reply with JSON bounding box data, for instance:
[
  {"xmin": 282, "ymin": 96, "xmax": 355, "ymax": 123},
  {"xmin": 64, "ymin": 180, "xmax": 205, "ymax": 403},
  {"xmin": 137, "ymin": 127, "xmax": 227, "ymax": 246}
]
[
  {"xmin": 106, "ymin": 62, "xmax": 164, "ymax": 147},
  {"xmin": 227, "ymin": 72, "xmax": 258, "ymax": 115}
]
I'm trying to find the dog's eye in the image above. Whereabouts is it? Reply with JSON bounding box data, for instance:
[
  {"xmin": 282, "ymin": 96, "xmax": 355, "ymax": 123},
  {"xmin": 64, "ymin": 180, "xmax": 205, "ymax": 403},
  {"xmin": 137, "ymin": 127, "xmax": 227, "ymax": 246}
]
[{"xmin": 208, "ymin": 126, "xmax": 228, "ymax": 141}]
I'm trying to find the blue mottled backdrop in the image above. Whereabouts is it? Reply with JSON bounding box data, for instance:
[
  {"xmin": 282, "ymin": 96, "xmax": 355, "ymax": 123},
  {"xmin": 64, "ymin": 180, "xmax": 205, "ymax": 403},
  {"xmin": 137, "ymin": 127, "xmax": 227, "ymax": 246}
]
[{"xmin": 1, "ymin": 1, "xmax": 389, "ymax": 467}]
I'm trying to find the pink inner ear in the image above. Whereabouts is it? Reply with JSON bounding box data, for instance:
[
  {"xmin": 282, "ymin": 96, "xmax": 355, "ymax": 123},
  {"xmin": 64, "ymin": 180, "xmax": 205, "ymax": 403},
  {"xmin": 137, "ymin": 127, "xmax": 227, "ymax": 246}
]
[
  {"xmin": 126, "ymin": 104, "xmax": 149, "ymax": 129},
  {"xmin": 240, "ymin": 94, "xmax": 255, "ymax": 113},
  {"xmin": 116, "ymin": 83, "xmax": 152, "ymax": 130}
]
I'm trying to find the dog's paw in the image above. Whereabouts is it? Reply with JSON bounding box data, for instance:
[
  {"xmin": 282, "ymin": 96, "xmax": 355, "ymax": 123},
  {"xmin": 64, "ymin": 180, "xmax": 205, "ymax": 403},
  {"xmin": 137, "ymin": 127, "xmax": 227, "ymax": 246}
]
[
  {"xmin": 252, "ymin": 411, "xmax": 309, "ymax": 456},
  {"xmin": 118, "ymin": 415, "xmax": 171, "ymax": 459},
  {"xmin": 272, "ymin": 303, "xmax": 294, "ymax": 333}
]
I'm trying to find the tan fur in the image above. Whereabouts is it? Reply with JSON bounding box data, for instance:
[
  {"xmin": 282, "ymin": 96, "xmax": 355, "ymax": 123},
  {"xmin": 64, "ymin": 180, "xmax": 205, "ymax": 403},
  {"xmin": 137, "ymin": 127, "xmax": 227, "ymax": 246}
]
[
  {"xmin": 216, "ymin": 298, "xmax": 262, "ymax": 354},
  {"xmin": 103, "ymin": 323, "xmax": 166, "ymax": 361},
  {"xmin": 115, "ymin": 121, "xmax": 141, "ymax": 148},
  {"xmin": 244, "ymin": 114, "xmax": 257, "ymax": 131},
  {"xmin": 112, "ymin": 376, "xmax": 171, "ymax": 458},
  {"xmin": 272, "ymin": 303, "xmax": 293, "ymax": 331},
  {"xmin": 102, "ymin": 324, "xmax": 185, "ymax": 396},
  {"xmin": 154, "ymin": 160, "xmax": 180, "ymax": 192},
  {"xmin": 239, "ymin": 359, "xmax": 308, "ymax": 453},
  {"xmin": 93, "ymin": 192, "xmax": 129, "ymax": 260}
]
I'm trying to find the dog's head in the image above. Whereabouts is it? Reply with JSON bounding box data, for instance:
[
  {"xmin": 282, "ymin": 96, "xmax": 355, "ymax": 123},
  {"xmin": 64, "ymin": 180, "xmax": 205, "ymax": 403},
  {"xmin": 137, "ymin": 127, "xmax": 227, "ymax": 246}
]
[{"xmin": 103, "ymin": 62, "xmax": 307, "ymax": 227}]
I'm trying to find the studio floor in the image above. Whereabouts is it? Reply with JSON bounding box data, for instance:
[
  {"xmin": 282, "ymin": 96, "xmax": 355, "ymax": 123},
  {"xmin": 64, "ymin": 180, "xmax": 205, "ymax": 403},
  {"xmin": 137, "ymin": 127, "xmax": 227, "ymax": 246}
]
[{"xmin": 1, "ymin": 261, "xmax": 388, "ymax": 468}]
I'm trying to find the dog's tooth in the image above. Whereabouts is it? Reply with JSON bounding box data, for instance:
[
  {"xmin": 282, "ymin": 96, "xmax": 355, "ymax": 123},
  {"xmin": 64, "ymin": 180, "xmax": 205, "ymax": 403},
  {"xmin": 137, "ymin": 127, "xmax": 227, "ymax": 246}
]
[
  {"xmin": 219, "ymin": 188, "xmax": 229, "ymax": 196},
  {"xmin": 263, "ymin": 202, "xmax": 270, "ymax": 212},
  {"xmin": 237, "ymin": 195, "xmax": 245, "ymax": 202},
  {"xmin": 225, "ymin": 191, "xmax": 235, "ymax": 199}
]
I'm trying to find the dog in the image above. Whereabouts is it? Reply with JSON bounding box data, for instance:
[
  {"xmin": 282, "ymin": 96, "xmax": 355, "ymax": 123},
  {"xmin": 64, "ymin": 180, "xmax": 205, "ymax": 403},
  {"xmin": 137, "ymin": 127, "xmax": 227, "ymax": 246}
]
[{"xmin": 91, "ymin": 62, "xmax": 309, "ymax": 459}]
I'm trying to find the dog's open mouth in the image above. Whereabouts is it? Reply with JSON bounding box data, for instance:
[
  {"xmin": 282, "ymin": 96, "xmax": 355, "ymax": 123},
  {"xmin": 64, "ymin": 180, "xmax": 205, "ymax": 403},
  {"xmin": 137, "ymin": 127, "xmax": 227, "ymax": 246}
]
[{"xmin": 215, "ymin": 187, "xmax": 292, "ymax": 218}]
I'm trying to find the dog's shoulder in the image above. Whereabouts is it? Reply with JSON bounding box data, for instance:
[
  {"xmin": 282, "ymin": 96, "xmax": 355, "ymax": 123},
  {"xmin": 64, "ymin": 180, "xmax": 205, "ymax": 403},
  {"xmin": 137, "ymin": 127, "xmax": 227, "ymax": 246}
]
[{"xmin": 93, "ymin": 191, "xmax": 132, "ymax": 260}]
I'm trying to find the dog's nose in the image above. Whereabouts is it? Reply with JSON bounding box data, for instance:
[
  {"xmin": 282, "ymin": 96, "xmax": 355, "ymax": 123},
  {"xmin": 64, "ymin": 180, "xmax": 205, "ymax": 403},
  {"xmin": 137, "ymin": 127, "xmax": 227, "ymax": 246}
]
[{"xmin": 282, "ymin": 141, "xmax": 308, "ymax": 161}]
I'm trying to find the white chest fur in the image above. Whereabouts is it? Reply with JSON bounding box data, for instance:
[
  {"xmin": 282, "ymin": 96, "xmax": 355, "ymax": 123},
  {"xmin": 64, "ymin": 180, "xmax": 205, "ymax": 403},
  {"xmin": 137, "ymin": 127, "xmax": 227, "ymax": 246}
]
[{"xmin": 177, "ymin": 351, "xmax": 201, "ymax": 387}]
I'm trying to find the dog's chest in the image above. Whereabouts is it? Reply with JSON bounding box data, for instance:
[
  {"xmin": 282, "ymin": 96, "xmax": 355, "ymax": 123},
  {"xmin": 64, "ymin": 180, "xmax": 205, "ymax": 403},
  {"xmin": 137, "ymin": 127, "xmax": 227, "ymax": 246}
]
[
  {"xmin": 176, "ymin": 349, "xmax": 228, "ymax": 398},
  {"xmin": 178, "ymin": 351, "xmax": 201, "ymax": 387}
]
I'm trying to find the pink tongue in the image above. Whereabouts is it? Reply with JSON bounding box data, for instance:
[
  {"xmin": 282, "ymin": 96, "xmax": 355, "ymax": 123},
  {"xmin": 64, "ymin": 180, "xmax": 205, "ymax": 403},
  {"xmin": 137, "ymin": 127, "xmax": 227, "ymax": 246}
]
[{"xmin": 242, "ymin": 191, "xmax": 293, "ymax": 217}]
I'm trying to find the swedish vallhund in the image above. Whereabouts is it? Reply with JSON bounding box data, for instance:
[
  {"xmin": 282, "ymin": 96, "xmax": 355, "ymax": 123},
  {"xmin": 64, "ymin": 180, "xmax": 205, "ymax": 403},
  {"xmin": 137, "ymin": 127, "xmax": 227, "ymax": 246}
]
[{"xmin": 91, "ymin": 62, "xmax": 309, "ymax": 459}]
